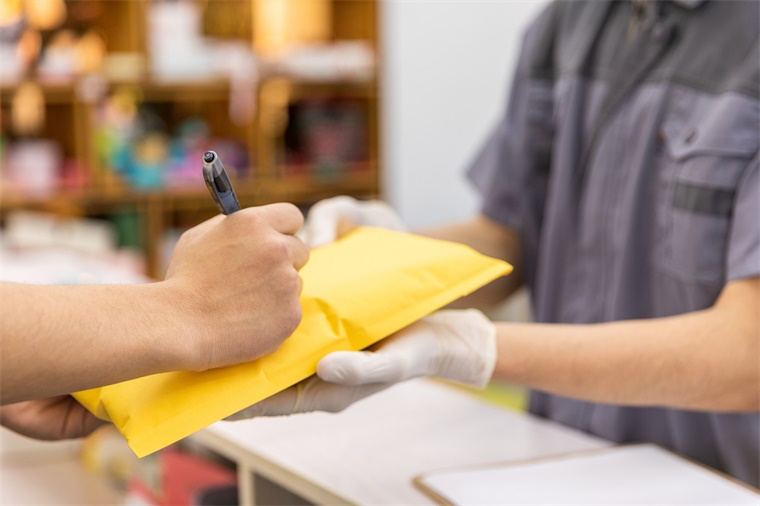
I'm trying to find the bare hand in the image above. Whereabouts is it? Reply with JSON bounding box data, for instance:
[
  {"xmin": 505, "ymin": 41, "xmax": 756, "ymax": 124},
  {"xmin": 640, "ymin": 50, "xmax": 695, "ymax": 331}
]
[
  {"xmin": 0, "ymin": 396, "xmax": 106, "ymax": 440},
  {"xmin": 163, "ymin": 204, "xmax": 310, "ymax": 371}
]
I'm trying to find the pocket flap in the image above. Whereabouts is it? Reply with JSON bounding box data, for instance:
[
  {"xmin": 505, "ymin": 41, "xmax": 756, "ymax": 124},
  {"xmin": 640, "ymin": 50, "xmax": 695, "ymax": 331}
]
[
  {"xmin": 662, "ymin": 122, "xmax": 758, "ymax": 160},
  {"xmin": 661, "ymin": 95, "xmax": 759, "ymax": 160}
]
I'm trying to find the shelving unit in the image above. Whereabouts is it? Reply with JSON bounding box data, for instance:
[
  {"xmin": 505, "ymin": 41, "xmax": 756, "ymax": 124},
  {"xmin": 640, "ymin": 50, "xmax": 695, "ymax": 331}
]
[{"xmin": 0, "ymin": 0, "xmax": 380, "ymax": 278}]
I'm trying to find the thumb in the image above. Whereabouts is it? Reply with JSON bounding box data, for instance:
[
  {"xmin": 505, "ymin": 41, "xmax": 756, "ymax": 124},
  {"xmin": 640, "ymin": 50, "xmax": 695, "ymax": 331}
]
[{"xmin": 316, "ymin": 350, "xmax": 409, "ymax": 386}]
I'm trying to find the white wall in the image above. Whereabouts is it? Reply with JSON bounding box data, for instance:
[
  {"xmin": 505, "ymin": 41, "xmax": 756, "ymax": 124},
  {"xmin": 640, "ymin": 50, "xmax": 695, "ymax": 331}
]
[{"xmin": 380, "ymin": 1, "xmax": 548, "ymax": 229}]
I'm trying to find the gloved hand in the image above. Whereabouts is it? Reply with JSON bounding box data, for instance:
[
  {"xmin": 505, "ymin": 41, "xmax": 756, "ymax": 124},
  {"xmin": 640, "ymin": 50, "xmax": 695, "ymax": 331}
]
[
  {"xmin": 299, "ymin": 196, "xmax": 406, "ymax": 248},
  {"xmin": 225, "ymin": 309, "xmax": 497, "ymax": 420}
]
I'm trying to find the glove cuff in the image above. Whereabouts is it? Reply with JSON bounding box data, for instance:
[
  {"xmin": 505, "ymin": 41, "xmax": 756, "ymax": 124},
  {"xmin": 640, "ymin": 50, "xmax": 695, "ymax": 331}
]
[
  {"xmin": 469, "ymin": 320, "xmax": 497, "ymax": 388},
  {"xmin": 430, "ymin": 309, "xmax": 497, "ymax": 389}
]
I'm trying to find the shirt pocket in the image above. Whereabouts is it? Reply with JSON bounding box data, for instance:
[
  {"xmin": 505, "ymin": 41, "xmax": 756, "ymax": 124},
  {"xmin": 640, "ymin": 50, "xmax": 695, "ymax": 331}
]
[{"xmin": 654, "ymin": 101, "xmax": 758, "ymax": 284}]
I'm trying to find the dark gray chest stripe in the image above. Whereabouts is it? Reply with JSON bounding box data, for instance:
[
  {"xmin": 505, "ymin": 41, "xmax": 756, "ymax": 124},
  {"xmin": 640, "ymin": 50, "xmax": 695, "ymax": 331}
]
[{"xmin": 672, "ymin": 182, "xmax": 736, "ymax": 217}]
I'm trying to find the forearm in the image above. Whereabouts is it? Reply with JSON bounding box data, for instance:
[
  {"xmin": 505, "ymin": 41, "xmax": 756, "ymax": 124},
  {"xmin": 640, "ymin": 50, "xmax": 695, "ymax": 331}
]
[
  {"xmin": 493, "ymin": 282, "xmax": 759, "ymax": 412},
  {"xmin": 1, "ymin": 205, "xmax": 308, "ymax": 405},
  {"xmin": 421, "ymin": 215, "xmax": 523, "ymax": 308},
  {"xmin": 0, "ymin": 281, "xmax": 191, "ymax": 404}
]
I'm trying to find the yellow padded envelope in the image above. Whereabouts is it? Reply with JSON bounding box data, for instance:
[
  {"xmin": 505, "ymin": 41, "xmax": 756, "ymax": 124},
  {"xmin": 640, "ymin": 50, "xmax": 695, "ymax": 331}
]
[{"xmin": 74, "ymin": 228, "xmax": 512, "ymax": 457}]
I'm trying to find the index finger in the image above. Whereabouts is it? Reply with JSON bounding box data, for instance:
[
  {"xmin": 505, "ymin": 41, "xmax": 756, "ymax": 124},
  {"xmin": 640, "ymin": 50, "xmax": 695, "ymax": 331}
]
[{"xmin": 246, "ymin": 203, "xmax": 305, "ymax": 235}]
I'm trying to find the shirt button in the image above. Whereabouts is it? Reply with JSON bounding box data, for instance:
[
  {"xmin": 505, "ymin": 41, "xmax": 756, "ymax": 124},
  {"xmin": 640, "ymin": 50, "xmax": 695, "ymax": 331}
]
[{"xmin": 652, "ymin": 23, "xmax": 667, "ymax": 41}]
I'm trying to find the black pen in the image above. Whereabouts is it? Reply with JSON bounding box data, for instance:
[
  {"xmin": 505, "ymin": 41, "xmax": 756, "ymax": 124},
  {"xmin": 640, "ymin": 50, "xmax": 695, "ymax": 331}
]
[{"xmin": 202, "ymin": 150, "xmax": 241, "ymax": 215}]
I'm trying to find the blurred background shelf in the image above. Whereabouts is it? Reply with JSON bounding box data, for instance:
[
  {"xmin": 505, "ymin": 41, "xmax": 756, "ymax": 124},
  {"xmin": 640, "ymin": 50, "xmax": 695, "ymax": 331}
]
[{"xmin": 0, "ymin": 0, "xmax": 380, "ymax": 278}]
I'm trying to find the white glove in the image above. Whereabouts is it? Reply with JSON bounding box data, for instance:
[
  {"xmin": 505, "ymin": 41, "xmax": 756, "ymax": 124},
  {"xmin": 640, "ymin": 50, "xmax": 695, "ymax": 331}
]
[
  {"xmin": 225, "ymin": 309, "xmax": 497, "ymax": 420},
  {"xmin": 224, "ymin": 376, "xmax": 391, "ymax": 420},
  {"xmin": 299, "ymin": 196, "xmax": 406, "ymax": 248}
]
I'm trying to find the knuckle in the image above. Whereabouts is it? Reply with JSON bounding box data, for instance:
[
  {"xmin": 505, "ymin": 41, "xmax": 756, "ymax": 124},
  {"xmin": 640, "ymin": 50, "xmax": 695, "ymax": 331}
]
[
  {"xmin": 274, "ymin": 270, "xmax": 301, "ymax": 301},
  {"xmin": 271, "ymin": 274, "xmax": 302, "ymax": 334},
  {"xmin": 283, "ymin": 270, "xmax": 301, "ymax": 292},
  {"xmin": 254, "ymin": 234, "xmax": 285, "ymax": 262},
  {"xmin": 226, "ymin": 210, "xmax": 264, "ymax": 236},
  {"xmin": 265, "ymin": 236, "xmax": 291, "ymax": 260},
  {"xmin": 295, "ymin": 240, "xmax": 309, "ymax": 260},
  {"xmin": 239, "ymin": 210, "xmax": 266, "ymax": 229},
  {"xmin": 280, "ymin": 202, "xmax": 303, "ymax": 220},
  {"xmin": 268, "ymin": 202, "xmax": 304, "ymax": 227},
  {"xmin": 282, "ymin": 301, "xmax": 303, "ymax": 333},
  {"xmin": 290, "ymin": 299, "xmax": 303, "ymax": 323}
]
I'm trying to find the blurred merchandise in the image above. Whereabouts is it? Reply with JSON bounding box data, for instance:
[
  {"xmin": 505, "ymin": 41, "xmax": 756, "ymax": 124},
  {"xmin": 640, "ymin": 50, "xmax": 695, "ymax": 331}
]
[
  {"xmin": 284, "ymin": 99, "xmax": 368, "ymax": 179},
  {"xmin": 170, "ymin": 124, "xmax": 248, "ymax": 187},
  {"xmin": 110, "ymin": 209, "xmax": 142, "ymax": 250},
  {"xmin": 59, "ymin": 157, "xmax": 88, "ymax": 189},
  {"xmin": 101, "ymin": 52, "xmax": 146, "ymax": 82},
  {"xmin": 74, "ymin": 30, "xmax": 107, "ymax": 75},
  {"xmin": 159, "ymin": 227, "xmax": 183, "ymax": 278},
  {"xmin": 275, "ymin": 41, "xmax": 375, "ymax": 81},
  {"xmin": 0, "ymin": 2, "xmax": 25, "ymax": 82},
  {"xmin": 254, "ymin": 0, "xmax": 331, "ymax": 57},
  {"xmin": 0, "ymin": 0, "xmax": 24, "ymax": 27},
  {"xmin": 2, "ymin": 139, "xmax": 61, "ymax": 196},
  {"xmin": 0, "ymin": 42, "xmax": 24, "ymax": 82},
  {"xmin": 81, "ymin": 425, "xmax": 140, "ymax": 493},
  {"xmin": 95, "ymin": 89, "xmax": 249, "ymax": 189},
  {"xmin": 94, "ymin": 89, "xmax": 165, "ymax": 189},
  {"xmin": 148, "ymin": 1, "xmax": 211, "ymax": 82},
  {"xmin": 0, "ymin": 426, "xmax": 126, "ymax": 504},
  {"xmin": 168, "ymin": 119, "xmax": 209, "ymax": 185},
  {"xmin": 76, "ymin": 72, "xmax": 108, "ymax": 104},
  {"xmin": 147, "ymin": 1, "xmax": 259, "ymax": 86},
  {"xmin": 125, "ymin": 447, "xmax": 237, "ymax": 506},
  {"xmin": 252, "ymin": 0, "xmax": 374, "ymax": 81},
  {"xmin": 10, "ymin": 81, "xmax": 44, "ymax": 135},
  {"xmin": 215, "ymin": 40, "xmax": 259, "ymax": 126},
  {"xmin": 23, "ymin": 0, "xmax": 66, "ymax": 31},
  {"xmin": 4, "ymin": 210, "xmax": 116, "ymax": 256},
  {"xmin": 36, "ymin": 29, "xmax": 79, "ymax": 82},
  {"xmin": 0, "ymin": 0, "xmax": 379, "ymax": 279},
  {"xmin": 0, "ymin": 227, "xmax": 147, "ymax": 284},
  {"xmin": 16, "ymin": 28, "xmax": 42, "ymax": 67}
]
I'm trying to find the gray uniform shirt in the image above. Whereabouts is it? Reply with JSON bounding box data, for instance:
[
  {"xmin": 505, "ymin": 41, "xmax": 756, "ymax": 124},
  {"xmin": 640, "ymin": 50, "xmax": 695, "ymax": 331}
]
[{"xmin": 467, "ymin": 0, "xmax": 759, "ymax": 486}]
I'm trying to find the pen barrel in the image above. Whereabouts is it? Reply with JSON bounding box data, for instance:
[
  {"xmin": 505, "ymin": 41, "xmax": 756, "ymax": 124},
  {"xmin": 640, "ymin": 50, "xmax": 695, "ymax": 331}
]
[{"xmin": 217, "ymin": 189, "xmax": 241, "ymax": 215}]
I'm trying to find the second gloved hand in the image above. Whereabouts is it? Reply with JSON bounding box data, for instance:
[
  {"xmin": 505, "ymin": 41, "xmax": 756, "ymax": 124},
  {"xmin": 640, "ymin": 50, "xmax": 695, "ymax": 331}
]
[
  {"xmin": 226, "ymin": 309, "xmax": 497, "ymax": 420},
  {"xmin": 299, "ymin": 196, "xmax": 406, "ymax": 248}
]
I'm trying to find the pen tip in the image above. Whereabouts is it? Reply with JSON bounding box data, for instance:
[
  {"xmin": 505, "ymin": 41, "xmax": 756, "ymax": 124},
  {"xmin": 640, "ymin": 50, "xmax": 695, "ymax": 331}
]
[{"xmin": 203, "ymin": 151, "xmax": 215, "ymax": 163}]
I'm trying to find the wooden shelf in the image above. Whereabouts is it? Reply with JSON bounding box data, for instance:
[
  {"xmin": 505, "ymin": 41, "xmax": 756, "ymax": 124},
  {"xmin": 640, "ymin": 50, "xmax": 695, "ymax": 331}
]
[
  {"xmin": 0, "ymin": 83, "xmax": 77, "ymax": 104},
  {"xmin": 0, "ymin": 0, "xmax": 380, "ymax": 279},
  {"xmin": 0, "ymin": 167, "xmax": 379, "ymax": 212}
]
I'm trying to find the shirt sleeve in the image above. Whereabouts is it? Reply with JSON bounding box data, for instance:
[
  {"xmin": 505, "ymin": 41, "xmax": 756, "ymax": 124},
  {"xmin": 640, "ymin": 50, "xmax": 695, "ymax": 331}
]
[
  {"xmin": 466, "ymin": 3, "xmax": 558, "ymax": 231},
  {"xmin": 726, "ymin": 154, "xmax": 760, "ymax": 282}
]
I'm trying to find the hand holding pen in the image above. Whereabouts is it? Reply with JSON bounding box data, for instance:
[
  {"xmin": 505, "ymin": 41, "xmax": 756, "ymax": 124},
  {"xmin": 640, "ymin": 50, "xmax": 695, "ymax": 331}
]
[{"xmin": 143, "ymin": 151, "xmax": 310, "ymax": 371}]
